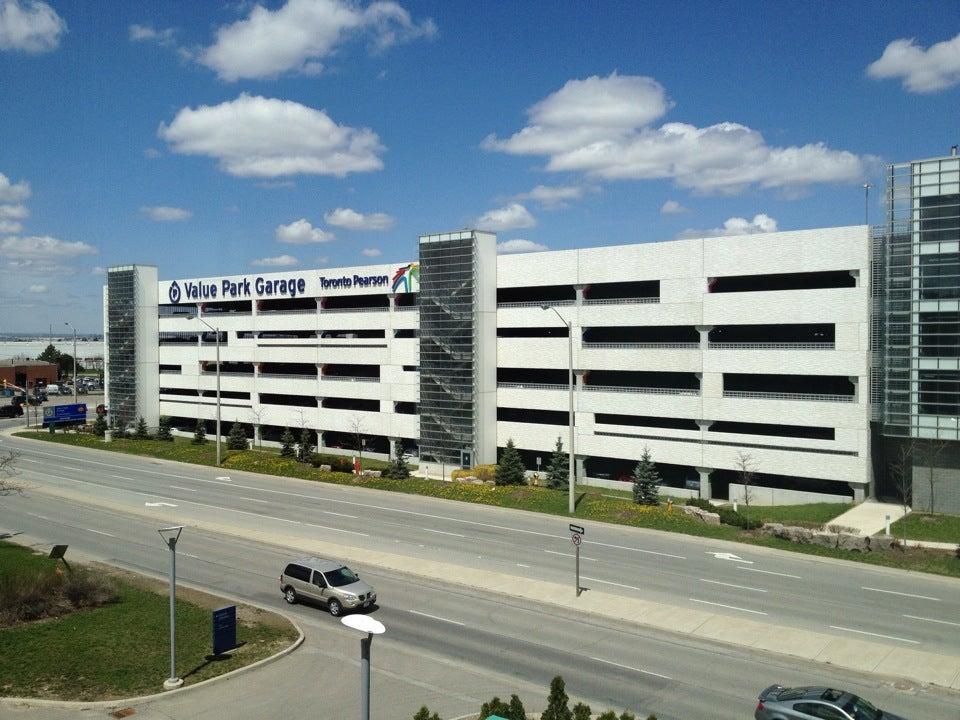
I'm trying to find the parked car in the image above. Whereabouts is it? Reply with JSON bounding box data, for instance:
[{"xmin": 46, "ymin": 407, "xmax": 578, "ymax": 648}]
[
  {"xmin": 46, "ymin": 384, "xmax": 60, "ymax": 395},
  {"xmin": 279, "ymin": 557, "xmax": 376, "ymax": 617},
  {"xmin": 59, "ymin": 386, "xmax": 72, "ymax": 395},
  {"xmin": 0, "ymin": 403, "xmax": 24, "ymax": 418},
  {"xmin": 756, "ymin": 685, "xmax": 906, "ymax": 720}
]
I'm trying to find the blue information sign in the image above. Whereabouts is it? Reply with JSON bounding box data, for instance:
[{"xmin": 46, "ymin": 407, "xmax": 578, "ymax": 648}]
[
  {"xmin": 42, "ymin": 403, "xmax": 87, "ymax": 427},
  {"xmin": 212, "ymin": 605, "xmax": 237, "ymax": 656}
]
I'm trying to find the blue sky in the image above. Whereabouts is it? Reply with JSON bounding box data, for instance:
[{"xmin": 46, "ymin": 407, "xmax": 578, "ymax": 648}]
[{"xmin": 0, "ymin": 0, "xmax": 958, "ymax": 333}]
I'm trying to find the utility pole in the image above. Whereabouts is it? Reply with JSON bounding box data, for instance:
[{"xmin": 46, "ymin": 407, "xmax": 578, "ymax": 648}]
[
  {"xmin": 542, "ymin": 305, "xmax": 576, "ymax": 513},
  {"xmin": 65, "ymin": 322, "xmax": 77, "ymax": 402},
  {"xmin": 197, "ymin": 316, "xmax": 222, "ymax": 464},
  {"xmin": 863, "ymin": 182, "xmax": 874, "ymax": 226}
]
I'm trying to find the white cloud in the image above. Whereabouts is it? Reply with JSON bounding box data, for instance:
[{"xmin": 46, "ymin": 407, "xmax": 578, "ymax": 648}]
[
  {"xmin": 91, "ymin": 266, "xmax": 106, "ymax": 275},
  {"xmin": 476, "ymin": 202, "xmax": 536, "ymax": 232},
  {"xmin": 159, "ymin": 93, "xmax": 385, "ymax": 178},
  {"xmin": 140, "ymin": 205, "xmax": 192, "ymax": 221},
  {"xmin": 0, "ymin": 220, "xmax": 21, "ymax": 233},
  {"xmin": 678, "ymin": 213, "xmax": 778, "ymax": 239},
  {"xmin": 251, "ymin": 254, "xmax": 298, "ymax": 267},
  {"xmin": 276, "ymin": 218, "xmax": 334, "ymax": 244},
  {"xmin": 514, "ymin": 184, "xmax": 586, "ymax": 209},
  {"xmin": 28, "ymin": 283, "xmax": 46, "ymax": 293},
  {"xmin": 0, "ymin": 172, "xmax": 30, "ymax": 201},
  {"xmin": 324, "ymin": 207, "xmax": 393, "ymax": 230},
  {"xmin": 484, "ymin": 72, "xmax": 867, "ymax": 195},
  {"xmin": 0, "ymin": 234, "xmax": 97, "ymax": 257},
  {"xmin": 496, "ymin": 238, "xmax": 548, "ymax": 254},
  {"xmin": 143, "ymin": 148, "xmax": 161, "ymax": 159},
  {"xmin": 360, "ymin": 247, "xmax": 382, "ymax": 257},
  {"xmin": 129, "ymin": 23, "xmax": 176, "ymax": 46},
  {"xmin": 0, "ymin": 0, "xmax": 66, "ymax": 53},
  {"xmin": 314, "ymin": 255, "xmax": 329, "ymax": 265},
  {"xmin": 0, "ymin": 203, "xmax": 27, "ymax": 220},
  {"xmin": 257, "ymin": 180, "xmax": 295, "ymax": 189},
  {"xmin": 867, "ymin": 33, "xmax": 960, "ymax": 93},
  {"xmin": 660, "ymin": 199, "xmax": 689, "ymax": 214},
  {"xmin": 199, "ymin": 0, "xmax": 437, "ymax": 81}
]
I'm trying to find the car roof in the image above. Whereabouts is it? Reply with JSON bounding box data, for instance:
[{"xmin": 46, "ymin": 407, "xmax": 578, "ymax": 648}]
[
  {"xmin": 288, "ymin": 556, "xmax": 343, "ymax": 573},
  {"xmin": 775, "ymin": 687, "xmax": 849, "ymax": 703}
]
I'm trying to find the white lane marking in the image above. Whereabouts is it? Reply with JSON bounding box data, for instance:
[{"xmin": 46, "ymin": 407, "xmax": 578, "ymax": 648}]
[
  {"xmin": 699, "ymin": 578, "xmax": 767, "ymax": 593},
  {"xmin": 200, "ymin": 479, "xmax": 235, "ymax": 486},
  {"xmin": 179, "ymin": 553, "xmax": 200, "ymax": 560},
  {"xmin": 168, "ymin": 485, "xmax": 197, "ymax": 492},
  {"xmin": 20, "ymin": 457, "xmax": 39, "ymax": 463},
  {"xmin": 738, "ymin": 566, "xmax": 801, "ymax": 579},
  {"xmin": 86, "ymin": 528, "xmax": 115, "ymax": 537},
  {"xmin": 145, "ymin": 501, "xmax": 178, "ymax": 508},
  {"xmin": 303, "ymin": 522, "xmax": 368, "ymax": 537},
  {"xmin": 108, "ymin": 474, "xmax": 135, "ymax": 481},
  {"xmin": 237, "ymin": 496, "xmax": 270, "ymax": 504},
  {"xmin": 903, "ymin": 614, "xmax": 960, "ymax": 628},
  {"xmin": 862, "ymin": 587, "xmax": 940, "ymax": 602},
  {"xmin": 409, "ymin": 610, "xmax": 465, "ymax": 627},
  {"xmin": 589, "ymin": 540, "xmax": 685, "ymax": 560},
  {"xmin": 829, "ymin": 625, "xmax": 920, "ymax": 644},
  {"xmin": 324, "ymin": 511, "xmax": 358, "ymax": 519},
  {"xmin": 707, "ymin": 551, "xmax": 752, "ymax": 564},
  {"xmin": 215, "ymin": 476, "xmax": 231, "ymax": 482},
  {"xmin": 516, "ymin": 563, "xmax": 530, "ymax": 568},
  {"xmin": 23, "ymin": 511, "xmax": 50, "ymax": 520},
  {"xmin": 545, "ymin": 549, "xmax": 597, "ymax": 561},
  {"xmin": 582, "ymin": 576, "xmax": 643, "ymax": 591},
  {"xmin": 423, "ymin": 528, "xmax": 466, "ymax": 538},
  {"xmin": 689, "ymin": 598, "xmax": 767, "ymax": 615},
  {"xmin": 589, "ymin": 656, "xmax": 672, "ymax": 681}
]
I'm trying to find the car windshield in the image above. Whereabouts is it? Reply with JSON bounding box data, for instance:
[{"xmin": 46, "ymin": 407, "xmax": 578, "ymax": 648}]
[
  {"xmin": 842, "ymin": 695, "xmax": 882, "ymax": 720},
  {"xmin": 324, "ymin": 566, "xmax": 359, "ymax": 587}
]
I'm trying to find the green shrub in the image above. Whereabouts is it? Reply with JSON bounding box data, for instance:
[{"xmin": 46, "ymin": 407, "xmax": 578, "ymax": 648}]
[
  {"xmin": 479, "ymin": 693, "xmax": 526, "ymax": 719},
  {"xmin": 685, "ymin": 497, "xmax": 713, "ymax": 511},
  {"xmin": 155, "ymin": 416, "xmax": 173, "ymax": 442},
  {"xmin": 412, "ymin": 708, "xmax": 441, "ymax": 720},
  {"xmin": 451, "ymin": 464, "xmax": 497, "ymax": 482},
  {"xmin": 309, "ymin": 453, "xmax": 354, "ymax": 473},
  {"xmin": 383, "ymin": 441, "xmax": 410, "ymax": 479},
  {"xmin": 573, "ymin": 702, "xmax": 591, "ymax": 720},
  {"xmin": 62, "ymin": 569, "xmax": 118, "ymax": 609},
  {"xmin": 92, "ymin": 414, "xmax": 107, "ymax": 438},
  {"xmin": 134, "ymin": 416, "xmax": 150, "ymax": 440},
  {"xmin": 227, "ymin": 421, "xmax": 249, "ymax": 450},
  {"xmin": 192, "ymin": 419, "xmax": 207, "ymax": 445},
  {"xmin": 717, "ymin": 507, "xmax": 762, "ymax": 530}
]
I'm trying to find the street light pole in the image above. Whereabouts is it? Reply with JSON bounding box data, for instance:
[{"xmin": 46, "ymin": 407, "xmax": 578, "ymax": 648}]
[
  {"xmin": 863, "ymin": 182, "xmax": 874, "ymax": 226},
  {"xmin": 541, "ymin": 305, "xmax": 576, "ymax": 514},
  {"xmin": 157, "ymin": 526, "xmax": 184, "ymax": 690},
  {"xmin": 197, "ymin": 317, "xmax": 222, "ymax": 465},
  {"xmin": 341, "ymin": 615, "xmax": 386, "ymax": 720},
  {"xmin": 65, "ymin": 322, "xmax": 77, "ymax": 402}
]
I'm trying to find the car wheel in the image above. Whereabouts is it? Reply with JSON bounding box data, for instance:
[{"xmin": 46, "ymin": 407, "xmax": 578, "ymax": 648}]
[
  {"xmin": 328, "ymin": 598, "xmax": 343, "ymax": 616},
  {"xmin": 283, "ymin": 587, "xmax": 297, "ymax": 604}
]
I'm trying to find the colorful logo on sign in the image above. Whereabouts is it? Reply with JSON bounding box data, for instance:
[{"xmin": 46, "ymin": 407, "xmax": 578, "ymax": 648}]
[{"xmin": 391, "ymin": 263, "xmax": 420, "ymax": 293}]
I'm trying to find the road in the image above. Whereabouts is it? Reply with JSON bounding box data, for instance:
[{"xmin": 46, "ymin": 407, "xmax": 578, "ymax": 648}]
[{"xmin": 1, "ymin": 431, "xmax": 959, "ymax": 719}]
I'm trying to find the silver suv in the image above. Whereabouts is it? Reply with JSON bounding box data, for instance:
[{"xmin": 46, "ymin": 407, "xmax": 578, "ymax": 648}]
[
  {"xmin": 279, "ymin": 557, "xmax": 377, "ymax": 617},
  {"xmin": 756, "ymin": 685, "xmax": 906, "ymax": 720}
]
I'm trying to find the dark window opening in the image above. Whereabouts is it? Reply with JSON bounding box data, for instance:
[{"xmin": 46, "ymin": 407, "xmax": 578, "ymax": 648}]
[
  {"xmin": 260, "ymin": 330, "xmax": 317, "ymax": 339},
  {"xmin": 259, "ymin": 296, "xmax": 316, "ymax": 312},
  {"xmin": 586, "ymin": 370, "xmax": 700, "ymax": 391},
  {"xmin": 584, "ymin": 456, "xmax": 694, "ymax": 489},
  {"xmin": 919, "ymin": 253, "xmax": 960, "ymax": 300},
  {"xmin": 159, "ymin": 303, "xmax": 197, "ymax": 317},
  {"xmin": 498, "ymin": 367, "xmax": 567, "ymax": 385},
  {"xmin": 919, "ymin": 370, "xmax": 960, "ymax": 416},
  {"xmin": 497, "ymin": 407, "xmax": 568, "ymax": 425},
  {"xmin": 322, "ymin": 364, "xmax": 379, "ymax": 379},
  {"xmin": 402, "ymin": 365, "xmax": 418, "ymax": 372},
  {"xmin": 919, "ymin": 312, "xmax": 960, "ymax": 358},
  {"xmin": 584, "ymin": 325, "xmax": 698, "ymax": 343},
  {"xmin": 595, "ymin": 414, "xmax": 699, "ymax": 431},
  {"xmin": 259, "ymin": 393, "xmax": 317, "ymax": 407},
  {"xmin": 322, "ymin": 431, "xmax": 389, "ymax": 453},
  {"xmin": 203, "ymin": 300, "xmax": 252, "ymax": 314},
  {"xmin": 319, "ymin": 329, "xmax": 385, "ymax": 339},
  {"xmin": 709, "ymin": 324, "xmax": 835, "ymax": 344},
  {"xmin": 498, "ymin": 326, "xmax": 569, "ymax": 338},
  {"xmin": 160, "ymin": 387, "xmax": 198, "ymax": 397},
  {"xmin": 200, "ymin": 331, "xmax": 228, "ymax": 345},
  {"xmin": 236, "ymin": 331, "xmax": 255, "ymax": 339},
  {"xmin": 708, "ymin": 270, "xmax": 855, "ymax": 293},
  {"xmin": 159, "ymin": 332, "xmax": 198, "ymax": 345},
  {"xmin": 724, "ymin": 373, "xmax": 855, "ymax": 396},
  {"xmin": 919, "ymin": 193, "xmax": 960, "ymax": 244},
  {"xmin": 200, "ymin": 390, "xmax": 250, "ymax": 400},
  {"xmin": 709, "ymin": 421, "xmax": 835, "ymax": 440},
  {"xmin": 394, "ymin": 292, "xmax": 418, "ymax": 307},
  {"xmin": 321, "ymin": 293, "xmax": 389, "ymax": 310},
  {"xmin": 394, "ymin": 401, "xmax": 418, "ymax": 414},
  {"xmin": 708, "ymin": 469, "xmax": 854, "ymax": 501},
  {"xmin": 497, "ymin": 284, "xmax": 576, "ymax": 305},
  {"xmin": 583, "ymin": 280, "xmax": 659, "ymax": 302},
  {"xmin": 202, "ymin": 361, "xmax": 254, "ymax": 374},
  {"xmin": 394, "ymin": 329, "xmax": 419, "ymax": 338},
  {"xmin": 321, "ymin": 397, "xmax": 379, "ymax": 412},
  {"xmin": 159, "ymin": 364, "xmax": 181, "ymax": 374},
  {"xmin": 260, "ymin": 363, "xmax": 317, "ymax": 377}
]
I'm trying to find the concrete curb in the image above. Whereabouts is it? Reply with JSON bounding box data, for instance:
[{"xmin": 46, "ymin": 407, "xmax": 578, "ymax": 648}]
[{"xmin": 0, "ymin": 537, "xmax": 306, "ymax": 710}]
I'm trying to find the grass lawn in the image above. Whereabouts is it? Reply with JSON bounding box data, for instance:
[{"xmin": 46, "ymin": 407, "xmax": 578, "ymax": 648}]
[
  {"xmin": 0, "ymin": 542, "xmax": 297, "ymax": 701},
  {"xmin": 740, "ymin": 503, "xmax": 851, "ymax": 528},
  {"xmin": 891, "ymin": 513, "xmax": 960, "ymax": 544},
  {"xmin": 14, "ymin": 431, "xmax": 960, "ymax": 580}
]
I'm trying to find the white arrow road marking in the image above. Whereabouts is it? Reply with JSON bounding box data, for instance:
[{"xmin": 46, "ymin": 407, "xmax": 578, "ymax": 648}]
[
  {"xmin": 707, "ymin": 551, "xmax": 752, "ymax": 564},
  {"xmin": 145, "ymin": 501, "xmax": 178, "ymax": 507}
]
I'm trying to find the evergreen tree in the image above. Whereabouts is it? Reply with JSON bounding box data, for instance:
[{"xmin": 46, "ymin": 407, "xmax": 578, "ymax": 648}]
[
  {"xmin": 192, "ymin": 419, "xmax": 207, "ymax": 445},
  {"xmin": 297, "ymin": 427, "xmax": 315, "ymax": 461},
  {"xmin": 480, "ymin": 697, "xmax": 511, "ymax": 720},
  {"xmin": 412, "ymin": 708, "xmax": 441, "ymax": 720},
  {"xmin": 280, "ymin": 427, "xmax": 296, "ymax": 458},
  {"xmin": 632, "ymin": 447, "xmax": 661, "ymax": 505},
  {"xmin": 227, "ymin": 421, "xmax": 249, "ymax": 450},
  {"xmin": 495, "ymin": 439, "xmax": 526, "ymax": 486},
  {"xmin": 155, "ymin": 415, "xmax": 173, "ymax": 442},
  {"xmin": 545, "ymin": 436, "xmax": 569, "ymax": 490},
  {"xmin": 92, "ymin": 413, "xmax": 108, "ymax": 438},
  {"xmin": 573, "ymin": 703, "xmax": 592, "ymax": 720},
  {"xmin": 541, "ymin": 676, "xmax": 573, "ymax": 720},
  {"xmin": 134, "ymin": 416, "xmax": 150, "ymax": 440},
  {"xmin": 508, "ymin": 694, "xmax": 528, "ymax": 720},
  {"xmin": 384, "ymin": 440, "xmax": 410, "ymax": 479}
]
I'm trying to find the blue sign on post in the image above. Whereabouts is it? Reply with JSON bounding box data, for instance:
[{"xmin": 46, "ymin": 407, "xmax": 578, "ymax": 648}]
[
  {"xmin": 42, "ymin": 403, "xmax": 87, "ymax": 427},
  {"xmin": 212, "ymin": 605, "xmax": 237, "ymax": 656}
]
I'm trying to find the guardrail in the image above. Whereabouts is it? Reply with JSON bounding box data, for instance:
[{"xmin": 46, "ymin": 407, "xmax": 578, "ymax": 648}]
[
  {"xmin": 496, "ymin": 382, "xmax": 568, "ymax": 391},
  {"xmin": 722, "ymin": 390, "xmax": 855, "ymax": 403},
  {"xmin": 158, "ymin": 369, "xmax": 181, "ymax": 374},
  {"xmin": 496, "ymin": 300, "xmax": 576, "ymax": 309},
  {"xmin": 202, "ymin": 310, "xmax": 252, "ymax": 316},
  {"xmin": 582, "ymin": 297, "xmax": 659, "ymax": 305},
  {"xmin": 584, "ymin": 385, "xmax": 699, "ymax": 396},
  {"xmin": 320, "ymin": 376, "xmax": 380, "ymax": 383},
  {"xmin": 582, "ymin": 342, "xmax": 699, "ymax": 349},
  {"xmin": 258, "ymin": 308, "xmax": 315, "ymax": 315},
  {"xmin": 708, "ymin": 342, "xmax": 836, "ymax": 350},
  {"xmin": 201, "ymin": 371, "xmax": 254, "ymax": 377},
  {"xmin": 321, "ymin": 306, "xmax": 390, "ymax": 313},
  {"xmin": 257, "ymin": 373, "xmax": 318, "ymax": 380}
]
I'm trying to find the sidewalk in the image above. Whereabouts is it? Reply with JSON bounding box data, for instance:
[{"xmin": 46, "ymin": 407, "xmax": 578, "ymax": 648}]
[{"xmin": 829, "ymin": 499, "xmax": 908, "ymax": 536}]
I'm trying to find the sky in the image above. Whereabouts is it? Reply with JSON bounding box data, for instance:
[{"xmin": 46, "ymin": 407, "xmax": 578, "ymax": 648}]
[{"xmin": 0, "ymin": 0, "xmax": 958, "ymax": 333}]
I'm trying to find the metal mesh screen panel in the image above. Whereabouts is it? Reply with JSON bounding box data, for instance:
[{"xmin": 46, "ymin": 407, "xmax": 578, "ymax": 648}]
[{"xmin": 107, "ymin": 268, "xmax": 138, "ymax": 430}]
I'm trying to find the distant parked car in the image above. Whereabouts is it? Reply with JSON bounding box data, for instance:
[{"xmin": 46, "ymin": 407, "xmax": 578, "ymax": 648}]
[
  {"xmin": 0, "ymin": 403, "xmax": 24, "ymax": 418},
  {"xmin": 59, "ymin": 386, "xmax": 72, "ymax": 395},
  {"xmin": 755, "ymin": 685, "xmax": 906, "ymax": 720}
]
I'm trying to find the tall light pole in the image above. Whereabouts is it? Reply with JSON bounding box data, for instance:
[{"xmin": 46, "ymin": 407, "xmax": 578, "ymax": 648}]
[
  {"xmin": 157, "ymin": 525, "xmax": 184, "ymax": 690},
  {"xmin": 541, "ymin": 304, "xmax": 576, "ymax": 514},
  {"xmin": 197, "ymin": 316, "xmax": 221, "ymax": 465},
  {"xmin": 863, "ymin": 182, "xmax": 874, "ymax": 226},
  {"xmin": 341, "ymin": 615, "xmax": 386, "ymax": 720},
  {"xmin": 64, "ymin": 322, "xmax": 77, "ymax": 402}
]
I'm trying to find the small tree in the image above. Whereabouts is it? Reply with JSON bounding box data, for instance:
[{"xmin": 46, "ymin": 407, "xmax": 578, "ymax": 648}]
[
  {"xmin": 632, "ymin": 447, "xmax": 661, "ymax": 505},
  {"xmin": 298, "ymin": 427, "xmax": 315, "ymax": 462},
  {"xmin": 92, "ymin": 413, "xmax": 108, "ymax": 438},
  {"xmin": 919, "ymin": 438, "xmax": 948, "ymax": 514},
  {"xmin": 888, "ymin": 441, "xmax": 914, "ymax": 541},
  {"xmin": 495, "ymin": 439, "xmax": 527, "ymax": 486},
  {"xmin": 573, "ymin": 703, "xmax": 592, "ymax": 720},
  {"xmin": 508, "ymin": 694, "xmax": 527, "ymax": 720},
  {"xmin": 351, "ymin": 416, "xmax": 365, "ymax": 471},
  {"xmin": 192, "ymin": 419, "xmax": 207, "ymax": 444},
  {"xmin": 735, "ymin": 451, "xmax": 757, "ymax": 518},
  {"xmin": 155, "ymin": 415, "xmax": 173, "ymax": 442},
  {"xmin": 541, "ymin": 675, "xmax": 572, "ymax": 720},
  {"xmin": 280, "ymin": 427, "xmax": 296, "ymax": 458},
  {"xmin": 545, "ymin": 436, "xmax": 569, "ymax": 490},
  {"xmin": 412, "ymin": 708, "xmax": 441, "ymax": 720},
  {"xmin": 480, "ymin": 697, "xmax": 511, "ymax": 720},
  {"xmin": 0, "ymin": 449, "xmax": 24, "ymax": 497},
  {"xmin": 134, "ymin": 416, "xmax": 150, "ymax": 440},
  {"xmin": 385, "ymin": 440, "xmax": 410, "ymax": 479},
  {"xmin": 227, "ymin": 421, "xmax": 249, "ymax": 450}
]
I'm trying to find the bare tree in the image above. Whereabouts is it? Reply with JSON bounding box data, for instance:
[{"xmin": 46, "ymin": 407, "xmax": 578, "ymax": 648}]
[
  {"xmin": 249, "ymin": 406, "xmax": 268, "ymax": 450},
  {"xmin": 0, "ymin": 449, "xmax": 24, "ymax": 496},
  {"xmin": 350, "ymin": 416, "xmax": 365, "ymax": 474},
  {"xmin": 919, "ymin": 438, "xmax": 948, "ymax": 515},
  {"xmin": 735, "ymin": 451, "xmax": 757, "ymax": 515},
  {"xmin": 888, "ymin": 441, "xmax": 915, "ymax": 543}
]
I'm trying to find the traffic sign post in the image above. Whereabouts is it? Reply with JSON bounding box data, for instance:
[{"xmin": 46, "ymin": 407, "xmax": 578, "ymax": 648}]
[{"xmin": 569, "ymin": 524, "xmax": 584, "ymax": 596}]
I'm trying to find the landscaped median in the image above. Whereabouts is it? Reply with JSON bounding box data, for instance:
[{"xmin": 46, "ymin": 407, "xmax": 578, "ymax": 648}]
[
  {"xmin": 12, "ymin": 431, "xmax": 960, "ymax": 579},
  {"xmin": 0, "ymin": 540, "xmax": 299, "ymax": 701}
]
